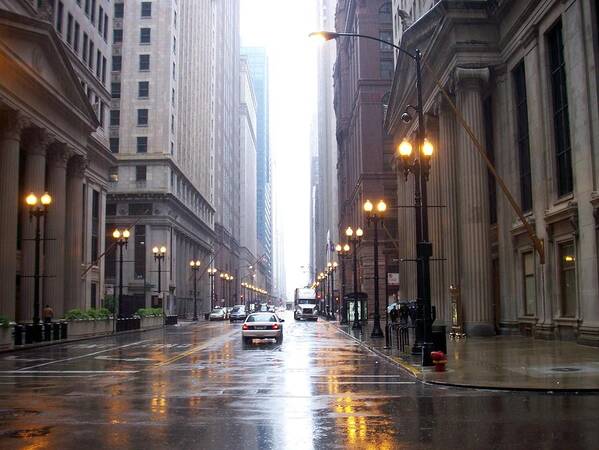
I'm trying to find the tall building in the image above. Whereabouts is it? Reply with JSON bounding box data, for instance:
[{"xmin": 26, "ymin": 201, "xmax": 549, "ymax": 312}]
[
  {"xmin": 213, "ymin": 0, "xmax": 241, "ymax": 306},
  {"xmin": 106, "ymin": 0, "xmax": 215, "ymax": 315},
  {"xmin": 0, "ymin": 0, "xmax": 115, "ymax": 321},
  {"xmin": 333, "ymin": 0, "xmax": 398, "ymax": 319},
  {"xmin": 387, "ymin": 0, "xmax": 599, "ymax": 342},
  {"xmin": 239, "ymin": 55, "xmax": 258, "ymax": 284},
  {"xmin": 242, "ymin": 47, "xmax": 273, "ymax": 292},
  {"xmin": 311, "ymin": 0, "xmax": 339, "ymax": 285}
]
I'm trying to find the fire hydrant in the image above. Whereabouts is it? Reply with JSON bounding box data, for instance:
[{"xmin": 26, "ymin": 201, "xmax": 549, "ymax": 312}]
[{"xmin": 430, "ymin": 351, "xmax": 447, "ymax": 372}]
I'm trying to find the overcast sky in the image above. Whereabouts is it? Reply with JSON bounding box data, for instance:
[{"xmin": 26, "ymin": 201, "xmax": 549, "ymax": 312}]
[{"xmin": 240, "ymin": 0, "xmax": 318, "ymax": 299}]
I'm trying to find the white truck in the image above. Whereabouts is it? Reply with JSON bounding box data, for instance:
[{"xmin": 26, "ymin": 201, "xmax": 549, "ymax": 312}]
[{"xmin": 294, "ymin": 287, "xmax": 318, "ymax": 321}]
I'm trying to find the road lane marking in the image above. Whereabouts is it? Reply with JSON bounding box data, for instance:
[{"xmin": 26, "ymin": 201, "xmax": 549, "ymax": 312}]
[
  {"xmin": 17, "ymin": 339, "xmax": 155, "ymax": 371},
  {"xmin": 0, "ymin": 370, "xmax": 138, "ymax": 374},
  {"xmin": 155, "ymin": 329, "xmax": 238, "ymax": 367}
]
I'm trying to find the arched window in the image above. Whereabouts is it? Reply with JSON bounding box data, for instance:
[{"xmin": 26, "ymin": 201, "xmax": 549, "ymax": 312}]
[{"xmin": 379, "ymin": 2, "xmax": 392, "ymax": 22}]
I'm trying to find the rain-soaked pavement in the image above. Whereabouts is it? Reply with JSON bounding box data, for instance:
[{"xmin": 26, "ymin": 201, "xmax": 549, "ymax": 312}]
[{"xmin": 0, "ymin": 312, "xmax": 598, "ymax": 449}]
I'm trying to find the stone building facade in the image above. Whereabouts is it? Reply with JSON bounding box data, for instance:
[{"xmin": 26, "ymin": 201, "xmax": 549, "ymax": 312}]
[
  {"xmin": 106, "ymin": 0, "xmax": 215, "ymax": 315},
  {"xmin": 387, "ymin": 0, "xmax": 599, "ymax": 342},
  {"xmin": 333, "ymin": 0, "xmax": 399, "ymax": 318},
  {"xmin": 0, "ymin": 0, "xmax": 115, "ymax": 321}
]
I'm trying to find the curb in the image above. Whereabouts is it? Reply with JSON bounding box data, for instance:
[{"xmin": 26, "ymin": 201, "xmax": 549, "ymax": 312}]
[
  {"xmin": 326, "ymin": 321, "xmax": 422, "ymax": 379},
  {"xmin": 328, "ymin": 322, "xmax": 599, "ymax": 393}
]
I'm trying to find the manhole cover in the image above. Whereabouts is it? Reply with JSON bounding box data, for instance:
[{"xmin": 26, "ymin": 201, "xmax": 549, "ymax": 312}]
[{"xmin": 551, "ymin": 367, "xmax": 582, "ymax": 373}]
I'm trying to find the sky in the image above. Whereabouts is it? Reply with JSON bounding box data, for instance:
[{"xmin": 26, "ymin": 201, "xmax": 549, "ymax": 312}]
[{"xmin": 240, "ymin": 0, "xmax": 318, "ymax": 300}]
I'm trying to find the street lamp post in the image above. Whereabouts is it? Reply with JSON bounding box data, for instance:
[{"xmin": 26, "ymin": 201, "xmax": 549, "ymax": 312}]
[
  {"xmin": 220, "ymin": 273, "xmax": 226, "ymax": 307},
  {"xmin": 152, "ymin": 246, "xmax": 166, "ymax": 306},
  {"xmin": 363, "ymin": 199, "xmax": 387, "ymax": 338},
  {"xmin": 189, "ymin": 260, "xmax": 201, "ymax": 321},
  {"xmin": 112, "ymin": 228, "xmax": 130, "ymax": 332},
  {"xmin": 328, "ymin": 262, "xmax": 338, "ymax": 320},
  {"xmin": 207, "ymin": 268, "xmax": 217, "ymax": 311},
  {"xmin": 25, "ymin": 192, "xmax": 52, "ymax": 339},
  {"xmin": 313, "ymin": 30, "xmax": 435, "ymax": 365},
  {"xmin": 345, "ymin": 226, "xmax": 363, "ymax": 330},
  {"xmin": 336, "ymin": 243, "xmax": 350, "ymax": 324}
]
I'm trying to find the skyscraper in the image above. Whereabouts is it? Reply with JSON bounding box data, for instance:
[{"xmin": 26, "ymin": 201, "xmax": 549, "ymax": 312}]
[
  {"xmin": 242, "ymin": 47, "xmax": 272, "ymax": 292},
  {"xmin": 106, "ymin": 0, "xmax": 215, "ymax": 314}
]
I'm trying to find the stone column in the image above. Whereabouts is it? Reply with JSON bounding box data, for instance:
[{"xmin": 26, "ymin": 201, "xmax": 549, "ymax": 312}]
[
  {"xmin": 455, "ymin": 67, "xmax": 494, "ymax": 336},
  {"xmin": 18, "ymin": 127, "xmax": 50, "ymax": 322},
  {"xmin": 0, "ymin": 110, "xmax": 28, "ymax": 320},
  {"xmin": 437, "ymin": 92, "xmax": 461, "ymax": 320},
  {"xmin": 43, "ymin": 144, "xmax": 70, "ymax": 318},
  {"xmin": 64, "ymin": 155, "xmax": 87, "ymax": 312}
]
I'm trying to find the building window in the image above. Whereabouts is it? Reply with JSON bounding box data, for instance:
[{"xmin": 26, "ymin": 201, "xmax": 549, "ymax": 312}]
[
  {"xmin": 95, "ymin": 50, "xmax": 101, "ymax": 77},
  {"xmin": 88, "ymin": 40, "xmax": 94, "ymax": 70},
  {"xmin": 171, "ymin": 88, "xmax": 175, "ymax": 105},
  {"xmin": 82, "ymin": 33, "xmax": 88, "ymax": 62},
  {"xmin": 172, "ymin": 62, "xmax": 176, "ymax": 79},
  {"xmin": 171, "ymin": 114, "xmax": 174, "ymax": 133},
  {"xmin": 66, "ymin": 12, "xmax": 73, "ymax": 44},
  {"xmin": 56, "ymin": 1, "xmax": 64, "ymax": 34},
  {"xmin": 129, "ymin": 203, "xmax": 152, "ymax": 215},
  {"xmin": 91, "ymin": 189, "xmax": 99, "ymax": 263},
  {"xmin": 111, "ymin": 82, "xmax": 121, "ymax": 99},
  {"xmin": 114, "ymin": 3, "xmax": 124, "ymax": 19},
  {"xmin": 101, "ymin": 56, "xmax": 106, "ymax": 84},
  {"xmin": 112, "ymin": 55, "xmax": 122, "ymax": 71},
  {"xmin": 522, "ymin": 252, "xmax": 535, "ymax": 316},
  {"xmin": 110, "ymin": 109, "xmax": 120, "ymax": 126},
  {"xmin": 84, "ymin": 0, "xmax": 90, "ymax": 16},
  {"xmin": 483, "ymin": 96, "xmax": 497, "ymax": 225},
  {"xmin": 105, "ymin": 228, "xmax": 116, "ymax": 278},
  {"xmin": 109, "ymin": 137, "xmax": 119, "ymax": 153},
  {"xmin": 139, "ymin": 54, "xmax": 150, "ymax": 70},
  {"xmin": 74, "ymin": 21, "xmax": 80, "ymax": 52},
  {"xmin": 379, "ymin": 2, "xmax": 392, "ymax": 22},
  {"xmin": 106, "ymin": 203, "xmax": 116, "ymax": 216},
  {"xmin": 380, "ymin": 59, "xmax": 394, "ymax": 79},
  {"xmin": 136, "ymin": 136, "xmax": 148, "ymax": 153},
  {"xmin": 134, "ymin": 225, "xmax": 146, "ymax": 279},
  {"xmin": 113, "ymin": 29, "xmax": 123, "ymax": 43},
  {"xmin": 136, "ymin": 166, "xmax": 147, "ymax": 181},
  {"xmin": 559, "ymin": 242, "xmax": 577, "ymax": 317},
  {"xmin": 90, "ymin": 0, "xmax": 96, "ymax": 24},
  {"xmin": 137, "ymin": 109, "xmax": 149, "ymax": 126},
  {"xmin": 98, "ymin": 6, "xmax": 103, "ymax": 33},
  {"xmin": 547, "ymin": 21, "xmax": 573, "ymax": 197},
  {"xmin": 138, "ymin": 81, "xmax": 149, "ymax": 98},
  {"xmin": 99, "ymin": 101, "xmax": 105, "ymax": 128},
  {"xmin": 140, "ymin": 28, "xmax": 151, "ymax": 44},
  {"xmin": 141, "ymin": 2, "xmax": 152, "ymax": 17},
  {"xmin": 103, "ymin": 13, "xmax": 108, "ymax": 41},
  {"xmin": 513, "ymin": 62, "xmax": 533, "ymax": 212},
  {"xmin": 379, "ymin": 31, "xmax": 393, "ymax": 50},
  {"xmin": 90, "ymin": 283, "xmax": 97, "ymax": 309}
]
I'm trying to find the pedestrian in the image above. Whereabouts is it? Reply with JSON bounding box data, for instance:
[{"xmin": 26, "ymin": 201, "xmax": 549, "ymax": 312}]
[
  {"xmin": 389, "ymin": 305, "xmax": 399, "ymax": 323},
  {"xmin": 42, "ymin": 304, "xmax": 54, "ymax": 323}
]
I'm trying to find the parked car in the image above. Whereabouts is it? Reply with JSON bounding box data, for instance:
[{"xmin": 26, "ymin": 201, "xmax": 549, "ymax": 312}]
[
  {"xmin": 242, "ymin": 312, "xmax": 284, "ymax": 345},
  {"xmin": 209, "ymin": 308, "xmax": 226, "ymax": 321},
  {"xmin": 229, "ymin": 305, "xmax": 247, "ymax": 322}
]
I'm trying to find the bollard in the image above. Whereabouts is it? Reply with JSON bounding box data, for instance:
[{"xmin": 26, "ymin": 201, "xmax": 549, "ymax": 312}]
[
  {"xmin": 431, "ymin": 351, "xmax": 447, "ymax": 372},
  {"xmin": 13, "ymin": 324, "xmax": 24, "ymax": 346},
  {"xmin": 43, "ymin": 323, "xmax": 51, "ymax": 341},
  {"xmin": 60, "ymin": 321, "xmax": 68, "ymax": 339},
  {"xmin": 52, "ymin": 322, "xmax": 60, "ymax": 340},
  {"xmin": 25, "ymin": 324, "xmax": 34, "ymax": 344}
]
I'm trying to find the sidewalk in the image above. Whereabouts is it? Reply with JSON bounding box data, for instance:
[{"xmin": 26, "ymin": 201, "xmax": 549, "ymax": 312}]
[{"xmin": 330, "ymin": 321, "xmax": 599, "ymax": 391}]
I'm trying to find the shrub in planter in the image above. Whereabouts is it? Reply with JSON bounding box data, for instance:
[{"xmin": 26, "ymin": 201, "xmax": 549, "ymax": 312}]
[
  {"xmin": 86, "ymin": 308, "xmax": 111, "ymax": 319},
  {"xmin": 0, "ymin": 316, "xmax": 9, "ymax": 329},
  {"xmin": 64, "ymin": 309, "xmax": 90, "ymax": 320},
  {"xmin": 136, "ymin": 308, "xmax": 163, "ymax": 318}
]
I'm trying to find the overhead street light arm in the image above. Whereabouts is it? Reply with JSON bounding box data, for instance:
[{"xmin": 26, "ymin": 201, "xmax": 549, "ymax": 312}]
[{"xmin": 309, "ymin": 31, "xmax": 416, "ymax": 60}]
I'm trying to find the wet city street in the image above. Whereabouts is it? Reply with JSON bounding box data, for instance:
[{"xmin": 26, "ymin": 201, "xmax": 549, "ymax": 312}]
[{"xmin": 1, "ymin": 313, "xmax": 598, "ymax": 450}]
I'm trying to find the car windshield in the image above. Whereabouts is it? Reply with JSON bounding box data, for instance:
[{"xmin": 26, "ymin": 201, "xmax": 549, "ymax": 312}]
[
  {"xmin": 298, "ymin": 299, "xmax": 314, "ymax": 304},
  {"xmin": 231, "ymin": 307, "xmax": 243, "ymax": 313},
  {"xmin": 211, "ymin": 309, "xmax": 223, "ymax": 314},
  {"xmin": 247, "ymin": 314, "xmax": 277, "ymax": 323}
]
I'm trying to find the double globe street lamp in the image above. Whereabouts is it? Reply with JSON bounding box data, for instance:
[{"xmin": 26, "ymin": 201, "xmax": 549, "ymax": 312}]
[
  {"xmin": 189, "ymin": 259, "xmax": 201, "ymax": 321},
  {"xmin": 345, "ymin": 226, "xmax": 363, "ymax": 330},
  {"xmin": 207, "ymin": 267, "xmax": 217, "ymax": 310},
  {"xmin": 112, "ymin": 228, "xmax": 130, "ymax": 329},
  {"xmin": 335, "ymin": 243, "xmax": 351, "ymax": 325},
  {"xmin": 326, "ymin": 261, "xmax": 338, "ymax": 320},
  {"xmin": 25, "ymin": 192, "xmax": 52, "ymax": 338},
  {"xmin": 152, "ymin": 246, "xmax": 167, "ymax": 304},
  {"xmin": 363, "ymin": 199, "xmax": 387, "ymax": 338}
]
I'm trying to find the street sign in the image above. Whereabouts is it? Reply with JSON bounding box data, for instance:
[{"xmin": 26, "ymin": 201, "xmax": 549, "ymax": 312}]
[{"xmin": 387, "ymin": 273, "xmax": 399, "ymax": 285}]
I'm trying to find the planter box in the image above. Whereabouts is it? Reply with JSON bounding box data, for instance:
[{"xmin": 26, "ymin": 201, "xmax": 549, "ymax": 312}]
[
  {"xmin": 0, "ymin": 326, "xmax": 12, "ymax": 351},
  {"xmin": 141, "ymin": 315, "xmax": 164, "ymax": 330},
  {"xmin": 68, "ymin": 319, "xmax": 113, "ymax": 338}
]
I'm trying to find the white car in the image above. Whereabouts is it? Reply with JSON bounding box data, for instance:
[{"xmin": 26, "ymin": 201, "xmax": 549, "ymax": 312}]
[
  {"xmin": 242, "ymin": 312, "xmax": 284, "ymax": 345},
  {"xmin": 209, "ymin": 308, "xmax": 226, "ymax": 321}
]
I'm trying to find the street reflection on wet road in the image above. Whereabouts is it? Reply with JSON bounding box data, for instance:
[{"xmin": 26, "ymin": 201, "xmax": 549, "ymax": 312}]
[{"xmin": 1, "ymin": 313, "xmax": 598, "ymax": 449}]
